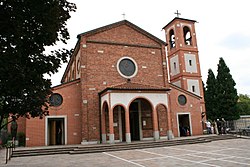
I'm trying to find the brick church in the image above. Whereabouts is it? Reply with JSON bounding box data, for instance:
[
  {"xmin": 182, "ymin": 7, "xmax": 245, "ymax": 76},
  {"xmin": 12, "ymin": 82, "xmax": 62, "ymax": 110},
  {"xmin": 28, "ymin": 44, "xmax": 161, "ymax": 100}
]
[{"xmin": 21, "ymin": 17, "xmax": 206, "ymax": 146}]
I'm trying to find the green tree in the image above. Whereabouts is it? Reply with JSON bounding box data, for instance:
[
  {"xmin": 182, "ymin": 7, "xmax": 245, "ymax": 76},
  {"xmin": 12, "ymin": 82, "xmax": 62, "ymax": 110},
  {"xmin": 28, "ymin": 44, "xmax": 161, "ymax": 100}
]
[
  {"xmin": 204, "ymin": 58, "xmax": 239, "ymax": 121},
  {"xmin": 216, "ymin": 57, "xmax": 239, "ymax": 120},
  {"xmin": 205, "ymin": 69, "xmax": 217, "ymax": 121},
  {"xmin": 237, "ymin": 94, "xmax": 250, "ymax": 115},
  {"xmin": 0, "ymin": 0, "xmax": 76, "ymax": 130}
]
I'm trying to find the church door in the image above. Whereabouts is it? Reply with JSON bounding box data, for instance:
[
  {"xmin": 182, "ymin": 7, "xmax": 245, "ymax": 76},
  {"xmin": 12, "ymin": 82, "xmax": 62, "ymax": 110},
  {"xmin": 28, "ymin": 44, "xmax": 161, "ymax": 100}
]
[
  {"xmin": 48, "ymin": 118, "xmax": 65, "ymax": 145},
  {"xmin": 130, "ymin": 102, "xmax": 140, "ymax": 140},
  {"xmin": 178, "ymin": 114, "xmax": 191, "ymax": 137}
]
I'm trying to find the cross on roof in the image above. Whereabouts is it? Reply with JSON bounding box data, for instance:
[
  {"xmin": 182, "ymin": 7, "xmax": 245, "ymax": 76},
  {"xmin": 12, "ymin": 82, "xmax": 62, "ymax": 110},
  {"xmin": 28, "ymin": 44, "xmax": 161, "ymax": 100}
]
[
  {"xmin": 174, "ymin": 10, "xmax": 181, "ymax": 17},
  {"xmin": 122, "ymin": 13, "xmax": 126, "ymax": 20}
]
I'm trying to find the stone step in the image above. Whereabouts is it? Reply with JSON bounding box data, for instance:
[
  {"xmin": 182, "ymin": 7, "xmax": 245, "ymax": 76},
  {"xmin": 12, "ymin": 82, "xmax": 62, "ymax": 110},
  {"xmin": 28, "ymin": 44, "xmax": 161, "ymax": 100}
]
[
  {"xmin": 12, "ymin": 147, "xmax": 77, "ymax": 157},
  {"xmin": 12, "ymin": 134, "xmax": 238, "ymax": 158},
  {"xmin": 202, "ymin": 134, "xmax": 238, "ymax": 141},
  {"xmin": 70, "ymin": 139, "xmax": 208, "ymax": 154}
]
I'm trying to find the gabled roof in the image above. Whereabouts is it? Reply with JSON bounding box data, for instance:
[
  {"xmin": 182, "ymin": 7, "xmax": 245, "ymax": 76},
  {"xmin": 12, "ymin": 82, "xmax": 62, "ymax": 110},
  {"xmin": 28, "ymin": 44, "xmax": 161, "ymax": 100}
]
[
  {"xmin": 99, "ymin": 81, "xmax": 170, "ymax": 95},
  {"xmin": 77, "ymin": 20, "xmax": 166, "ymax": 45},
  {"xmin": 162, "ymin": 17, "xmax": 196, "ymax": 30}
]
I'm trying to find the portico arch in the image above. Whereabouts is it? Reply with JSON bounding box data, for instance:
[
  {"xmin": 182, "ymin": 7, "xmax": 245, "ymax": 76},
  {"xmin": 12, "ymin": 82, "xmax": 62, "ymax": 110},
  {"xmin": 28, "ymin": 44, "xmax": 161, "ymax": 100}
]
[
  {"xmin": 156, "ymin": 104, "xmax": 168, "ymax": 138},
  {"xmin": 112, "ymin": 105, "xmax": 126, "ymax": 142},
  {"xmin": 101, "ymin": 101, "xmax": 109, "ymax": 143},
  {"xmin": 129, "ymin": 98, "xmax": 159, "ymax": 141}
]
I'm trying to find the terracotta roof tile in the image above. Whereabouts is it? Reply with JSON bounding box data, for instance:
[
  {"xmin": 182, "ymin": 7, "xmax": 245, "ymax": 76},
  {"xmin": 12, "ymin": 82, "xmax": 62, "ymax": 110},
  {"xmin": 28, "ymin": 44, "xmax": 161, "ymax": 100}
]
[
  {"xmin": 99, "ymin": 81, "xmax": 170, "ymax": 95},
  {"xmin": 111, "ymin": 82, "xmax": 166, "ymax": 89}
]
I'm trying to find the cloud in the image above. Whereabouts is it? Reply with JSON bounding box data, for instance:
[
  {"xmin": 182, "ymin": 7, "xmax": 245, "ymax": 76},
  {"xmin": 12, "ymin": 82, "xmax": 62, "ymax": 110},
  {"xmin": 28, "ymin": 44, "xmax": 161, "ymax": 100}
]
[{"xmin": 219, "ymin": 33, "xmax": 250, "ymax": 50}]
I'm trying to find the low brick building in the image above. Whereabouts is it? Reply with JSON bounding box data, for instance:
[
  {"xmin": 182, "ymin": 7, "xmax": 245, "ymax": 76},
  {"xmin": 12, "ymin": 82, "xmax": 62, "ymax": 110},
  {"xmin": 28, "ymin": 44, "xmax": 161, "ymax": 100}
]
[{"xmin": 22, "ymin": 17, "xmax": 206, "ymax": 146}]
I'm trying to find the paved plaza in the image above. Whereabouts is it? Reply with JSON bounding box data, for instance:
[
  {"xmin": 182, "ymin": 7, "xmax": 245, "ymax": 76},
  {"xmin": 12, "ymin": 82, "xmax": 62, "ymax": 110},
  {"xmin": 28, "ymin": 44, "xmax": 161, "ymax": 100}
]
[{"xmin": 0, "ymin": 138, "xmax": 250, "ymax": 167}]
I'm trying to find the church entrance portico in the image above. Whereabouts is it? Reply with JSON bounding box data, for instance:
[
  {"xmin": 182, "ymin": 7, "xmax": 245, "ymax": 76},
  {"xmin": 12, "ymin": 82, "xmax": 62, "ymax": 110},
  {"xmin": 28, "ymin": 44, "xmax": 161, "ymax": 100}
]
[{"xmin": 99, "ymin": 82, "xmax": 173, "ymax": 144}]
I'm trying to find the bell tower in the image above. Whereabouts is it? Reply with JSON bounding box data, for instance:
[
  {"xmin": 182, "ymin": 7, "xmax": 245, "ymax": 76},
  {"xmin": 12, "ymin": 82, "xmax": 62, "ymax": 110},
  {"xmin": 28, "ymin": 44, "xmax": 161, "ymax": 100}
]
[{"xmin": 163, "ymin": 17, "xmax": 204, "ymax": 99}]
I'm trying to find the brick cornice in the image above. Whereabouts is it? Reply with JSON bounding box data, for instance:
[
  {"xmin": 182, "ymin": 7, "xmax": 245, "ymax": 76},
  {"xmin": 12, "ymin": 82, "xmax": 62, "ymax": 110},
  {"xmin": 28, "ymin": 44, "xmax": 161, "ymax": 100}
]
[{"xmin": 87, "ymin": 40, "xmax": 161, "ymax": 49}]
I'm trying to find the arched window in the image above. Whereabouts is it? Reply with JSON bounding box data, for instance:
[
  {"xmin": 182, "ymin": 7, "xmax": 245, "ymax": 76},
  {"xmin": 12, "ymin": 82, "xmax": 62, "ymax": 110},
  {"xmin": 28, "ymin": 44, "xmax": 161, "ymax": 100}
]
[
  {"xmin": 183, "ymin": 26, "xmax": 192, "ymax": 45},
  {"xmin": 169, "ymin": 29, "xmax": 175, "ymax": 48}
]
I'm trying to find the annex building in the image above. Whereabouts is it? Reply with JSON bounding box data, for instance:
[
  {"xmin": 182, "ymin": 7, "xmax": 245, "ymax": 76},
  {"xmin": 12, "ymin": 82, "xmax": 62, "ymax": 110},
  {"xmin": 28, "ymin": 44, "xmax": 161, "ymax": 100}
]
[{"xmin": 20, "ymin": 17, "xmax": 206, "ymax": 146}]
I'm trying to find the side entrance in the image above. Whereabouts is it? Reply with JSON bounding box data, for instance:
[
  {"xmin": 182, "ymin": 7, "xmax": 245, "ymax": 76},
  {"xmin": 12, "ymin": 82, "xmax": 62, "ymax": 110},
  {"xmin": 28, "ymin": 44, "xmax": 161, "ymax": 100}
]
[{"xmin": 45, "ymin": 116, "xmax": 67, "ymax": 146}]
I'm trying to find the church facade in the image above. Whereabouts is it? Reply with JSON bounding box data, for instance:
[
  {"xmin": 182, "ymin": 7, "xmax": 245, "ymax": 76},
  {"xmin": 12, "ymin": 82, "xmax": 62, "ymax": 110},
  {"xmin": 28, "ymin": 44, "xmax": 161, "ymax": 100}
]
[{"xmin": 22, "ymin": 17, "xmax": 206, "ymax": 146}]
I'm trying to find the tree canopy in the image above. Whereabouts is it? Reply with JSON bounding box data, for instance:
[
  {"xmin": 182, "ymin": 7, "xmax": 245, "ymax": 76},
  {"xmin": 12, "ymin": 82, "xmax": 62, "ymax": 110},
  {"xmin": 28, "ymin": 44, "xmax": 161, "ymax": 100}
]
[
  {"xmin": 216, "ymin": 58, "xmax": 239, "ymax": 120},
  {"xmin": 0, "ymin": 0, "xmax": 76, "ymax": 130},
  {"xmin": 237, "ymin": 94, "xmax": 250, "ymax": 115},
  {"xmin": 204, "ymin": 69, "xmax": 217, "ymax": 121},
  {"xmin": 204, "ymin": 57, "xmax": 239, "ymax": 121}
]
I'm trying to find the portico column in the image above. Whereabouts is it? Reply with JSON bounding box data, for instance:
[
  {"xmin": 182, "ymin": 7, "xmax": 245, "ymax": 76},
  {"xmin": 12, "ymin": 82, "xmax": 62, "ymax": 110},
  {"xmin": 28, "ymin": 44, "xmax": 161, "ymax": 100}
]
[
  {"xmin": 167, "ymin": 94, "xmax": 174, "ymax": 139},
  {"xmin": 108, "ymin": 107, "xmax": 114, "ymax": 144},
  {"xmin": 125, "ymin": 108, "xmax": 131, "ymax": 143},
  {"xmin": 152, "ymin": 108, "xmax": 160, "ymax": 140},
  {"xmin": 101, "ymin": 109, "xmax": 106, "ymax": 143}
]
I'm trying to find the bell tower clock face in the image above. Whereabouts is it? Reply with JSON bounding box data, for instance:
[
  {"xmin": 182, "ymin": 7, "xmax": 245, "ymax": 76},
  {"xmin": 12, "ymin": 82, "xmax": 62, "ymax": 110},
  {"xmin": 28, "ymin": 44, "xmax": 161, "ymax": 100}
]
[{"xmin": 117, "ymin": 57, "xmax": 137, "ymax": 78}]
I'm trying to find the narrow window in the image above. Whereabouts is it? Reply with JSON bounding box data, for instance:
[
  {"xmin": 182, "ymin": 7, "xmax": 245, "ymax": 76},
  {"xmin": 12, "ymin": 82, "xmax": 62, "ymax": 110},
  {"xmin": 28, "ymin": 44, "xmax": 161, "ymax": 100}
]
[
  {"xmin": 72, "ymin": 70, "xmax": 75, "ymax": 80},
  {"xmin": 68, "ymin": 71, "xmax": 71, "ymax": 81},
  {"xmin": 183, "ymin": 26, "xmax": 192, "ymax": 45},
  {"xmin": 189, "ymin": 60, "xmax": 192, "ymax": 66},
  {"xmin": 77, "ymin": 59, "xmax": 80, "ymax": 74},
  {"xmin": 174, "ymin": 62, "xmax": 177, "ymax": 69},
  {"xmin": 169, "ymin": 29, "xmax": 176, "ymax": 48},
  {"xmin": 192, "ymin": 86, "xmax": 195, "ymax": 92}
]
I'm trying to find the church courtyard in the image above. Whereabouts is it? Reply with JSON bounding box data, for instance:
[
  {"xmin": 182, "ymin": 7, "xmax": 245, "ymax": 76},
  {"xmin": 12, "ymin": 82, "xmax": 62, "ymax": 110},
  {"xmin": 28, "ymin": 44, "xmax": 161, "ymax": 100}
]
[{"xmin": 1, "ymin": 138, "xmax": 250, "ymax": 167}]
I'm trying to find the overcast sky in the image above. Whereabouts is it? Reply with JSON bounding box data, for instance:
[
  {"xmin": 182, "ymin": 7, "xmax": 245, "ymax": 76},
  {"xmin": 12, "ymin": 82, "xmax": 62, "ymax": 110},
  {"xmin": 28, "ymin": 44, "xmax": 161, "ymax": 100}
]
[{"xmin": 47, "ymin": 0, "xmax": 250, "ymax": 95}]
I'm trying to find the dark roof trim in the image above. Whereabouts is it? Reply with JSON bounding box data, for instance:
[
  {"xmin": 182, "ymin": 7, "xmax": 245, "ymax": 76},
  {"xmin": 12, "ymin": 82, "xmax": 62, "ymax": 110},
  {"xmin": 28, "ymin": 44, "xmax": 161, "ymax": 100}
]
[
  {"xmin": 52, "ymin": 78, "xmax": 80, "ymax": 90},
  {"xmin": 162, "ymin": 17, "xmax": 197, "ymax": 30},
  {"xmin": 87, "ymin": 40, "xmax": 161, "ymax": 49},
  {"xmin": 78, "ymin": 20, "xmax": 166, "ymax": 45},
  {"xmin": 169, "ymin": 83, "xmax": 201, "ymax": 99},
  {"xmin": 99, "ymin": 87, "xmax": 170, "ymax": 96},
  {"xmin": 61, "ymin": 40, "xmax": 80, "ymax": 83}
]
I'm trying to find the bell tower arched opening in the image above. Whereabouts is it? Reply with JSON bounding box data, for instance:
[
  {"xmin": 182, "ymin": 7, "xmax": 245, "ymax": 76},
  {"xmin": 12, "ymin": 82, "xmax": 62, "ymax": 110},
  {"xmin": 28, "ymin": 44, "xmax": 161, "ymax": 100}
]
[
  {"xmin": 169, "ymin": 29, "xmax": 176, "ymax": 48},
  {"xmin": 183, "ymin": 26, "xmax": 192, "ymax": 45}
]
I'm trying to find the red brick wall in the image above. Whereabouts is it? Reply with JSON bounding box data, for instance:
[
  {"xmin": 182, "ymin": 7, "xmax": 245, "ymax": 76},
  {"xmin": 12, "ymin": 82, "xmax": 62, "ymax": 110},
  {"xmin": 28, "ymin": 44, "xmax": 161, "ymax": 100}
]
[
  {"xmin": 25, "ymin": 117, "xmax": 45, "ymax": 146},
  {"xmin": 169, "ymin": 86, "xmax": 203, "ymax": 137},
  {"xmin": 157, "ymin": 104, "xmax": 168, "ymax": 137},
  {"xmin": 26, "ymin": 80, "xmax": 82, "ymax": 147},
  {"xmin": 88, "ymin": 25, "xmax": 161, "ymax": 47}
]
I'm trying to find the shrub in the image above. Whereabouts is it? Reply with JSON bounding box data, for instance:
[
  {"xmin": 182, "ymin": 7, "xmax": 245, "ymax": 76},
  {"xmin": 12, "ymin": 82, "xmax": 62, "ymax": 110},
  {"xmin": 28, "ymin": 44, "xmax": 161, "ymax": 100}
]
[{"xmin": 0, "ymin": 130, "xmax": 12, "ymax": 145}]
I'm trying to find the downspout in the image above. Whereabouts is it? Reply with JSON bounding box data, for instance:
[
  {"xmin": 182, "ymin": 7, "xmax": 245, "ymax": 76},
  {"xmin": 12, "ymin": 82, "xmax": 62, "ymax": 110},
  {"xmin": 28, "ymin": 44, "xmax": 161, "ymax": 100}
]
[{"xmin": 98, "ymin": 93, "xmax": 102, "ymax": 143}]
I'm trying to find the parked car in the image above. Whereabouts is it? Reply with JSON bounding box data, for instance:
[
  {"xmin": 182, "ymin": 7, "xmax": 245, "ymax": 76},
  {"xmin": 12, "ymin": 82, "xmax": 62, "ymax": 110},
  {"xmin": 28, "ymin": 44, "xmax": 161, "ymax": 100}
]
[{"xmin": 239, "ymin": 126, "xmax": 250, "ymax": 135}]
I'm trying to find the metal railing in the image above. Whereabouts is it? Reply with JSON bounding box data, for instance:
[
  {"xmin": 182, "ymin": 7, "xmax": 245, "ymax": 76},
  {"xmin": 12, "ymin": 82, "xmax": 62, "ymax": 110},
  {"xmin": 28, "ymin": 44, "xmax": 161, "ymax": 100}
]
[{"xmin": 5, "ymin": 140, "xmax": 15, "ymax": 164}]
